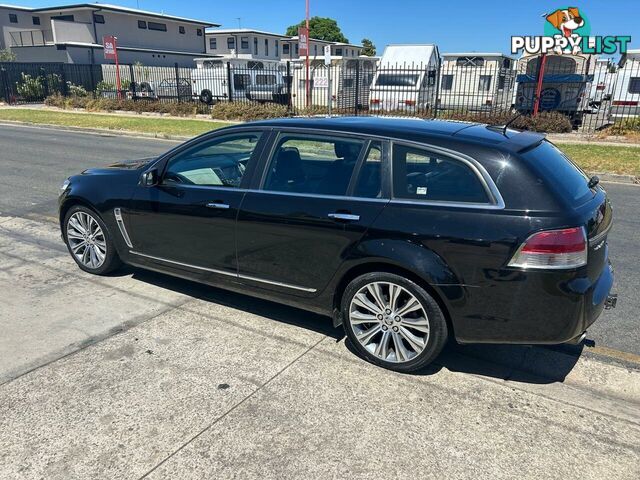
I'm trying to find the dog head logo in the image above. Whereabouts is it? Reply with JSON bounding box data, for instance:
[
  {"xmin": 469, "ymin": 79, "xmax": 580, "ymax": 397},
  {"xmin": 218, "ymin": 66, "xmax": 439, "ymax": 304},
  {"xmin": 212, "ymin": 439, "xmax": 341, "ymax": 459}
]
[{"xmin": 545, "ymin": 7, "xmax": 585, "ymax": 37}]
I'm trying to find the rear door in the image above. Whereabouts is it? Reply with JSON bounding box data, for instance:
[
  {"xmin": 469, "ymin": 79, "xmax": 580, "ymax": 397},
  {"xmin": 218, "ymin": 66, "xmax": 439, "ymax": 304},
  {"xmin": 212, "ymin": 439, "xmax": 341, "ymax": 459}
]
[{"xmin": 236, "ymin": 130, "xmax": 389, "ymax": 295}]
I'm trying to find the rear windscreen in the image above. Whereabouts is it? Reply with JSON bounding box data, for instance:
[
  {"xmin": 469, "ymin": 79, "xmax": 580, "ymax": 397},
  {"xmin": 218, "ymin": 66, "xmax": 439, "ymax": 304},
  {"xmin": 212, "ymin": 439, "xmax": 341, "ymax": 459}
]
[{"xmin": 522, "ymin": 141, "xmax": 592, "ymax": 204}]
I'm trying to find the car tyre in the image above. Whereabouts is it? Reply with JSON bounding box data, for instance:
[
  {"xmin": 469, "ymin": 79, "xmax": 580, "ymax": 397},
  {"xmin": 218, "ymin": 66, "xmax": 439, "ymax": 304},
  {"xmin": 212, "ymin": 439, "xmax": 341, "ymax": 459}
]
[
  {"xmin": 199, "ymin": 89, "xmax": 213, "ymax": 105},
  {"xmin": 342, "ymin": 272, "xmax": 448, "ymax": 372},
  {"xmin": 63, "ymin": 205, "xmax": 122, "ymax": 275}
]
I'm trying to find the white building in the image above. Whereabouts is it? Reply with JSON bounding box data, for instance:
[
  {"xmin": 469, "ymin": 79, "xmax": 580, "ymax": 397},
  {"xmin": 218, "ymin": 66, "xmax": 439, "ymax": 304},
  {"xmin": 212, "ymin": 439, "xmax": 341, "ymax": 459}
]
[{"xmin": 0, "ymin": 3, "xmax": 218, "ymax": 66}]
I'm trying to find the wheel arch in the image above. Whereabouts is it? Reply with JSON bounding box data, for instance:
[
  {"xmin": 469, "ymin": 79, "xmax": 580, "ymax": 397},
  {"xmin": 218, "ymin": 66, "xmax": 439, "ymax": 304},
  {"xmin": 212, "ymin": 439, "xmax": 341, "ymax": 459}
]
[
  {"xmin": 59, "ymin": 196, "xmax": 101, "ymax": 232},
  {"xmin": 331, "ymin": 261, "xmax": 455, "ymax": 338}
]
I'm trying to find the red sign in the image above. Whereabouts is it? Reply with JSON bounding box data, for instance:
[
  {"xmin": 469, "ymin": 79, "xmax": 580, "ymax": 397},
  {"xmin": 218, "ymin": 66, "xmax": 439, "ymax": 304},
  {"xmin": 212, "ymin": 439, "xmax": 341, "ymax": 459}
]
[
  {"xmin": 103, "ymin": 35, "xmax": 117, "ymax": 60},
  {"xmin": 298, "ymin": 27, "xmax": 309, "ymax": 56}
]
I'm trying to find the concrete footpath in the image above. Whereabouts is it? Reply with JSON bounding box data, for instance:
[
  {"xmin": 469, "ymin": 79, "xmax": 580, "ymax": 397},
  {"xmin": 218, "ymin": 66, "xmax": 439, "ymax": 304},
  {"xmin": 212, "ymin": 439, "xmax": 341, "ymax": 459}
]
[{"xmin": 1, "ymin": 215, "xmax": 639, "ymax": 479}]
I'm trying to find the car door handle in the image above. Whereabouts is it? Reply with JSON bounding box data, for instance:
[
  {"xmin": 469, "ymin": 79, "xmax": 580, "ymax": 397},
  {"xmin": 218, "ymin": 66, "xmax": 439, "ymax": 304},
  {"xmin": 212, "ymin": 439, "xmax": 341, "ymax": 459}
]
[
  {"xmin": 328, "ymin": 212, "xmax": 360, "ymax": 221},
  {"xmin": 206, "ymin": 202, "xmax": 230, "ymax": 209}
]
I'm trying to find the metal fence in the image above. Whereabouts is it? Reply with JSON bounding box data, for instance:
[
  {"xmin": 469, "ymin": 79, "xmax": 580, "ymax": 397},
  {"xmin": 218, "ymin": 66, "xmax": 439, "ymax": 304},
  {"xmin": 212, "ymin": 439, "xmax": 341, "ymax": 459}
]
[{"xmin": 1, "ymin": 57, "xmax": 639, "ymax": 133}]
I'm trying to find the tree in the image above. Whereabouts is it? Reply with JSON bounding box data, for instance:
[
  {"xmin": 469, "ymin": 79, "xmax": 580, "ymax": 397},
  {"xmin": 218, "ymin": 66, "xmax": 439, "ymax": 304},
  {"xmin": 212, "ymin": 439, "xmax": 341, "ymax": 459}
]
[
  {"xmin": 0, "ymin": 48, "xmax": 16, "ymax": 62},
  {"xmin": 285, "ymin": 17, "xmax": 348, "ymax": 43},
  {"xmin": 361, "ymin": 38, "xmax": 376, "ymax": 56}
]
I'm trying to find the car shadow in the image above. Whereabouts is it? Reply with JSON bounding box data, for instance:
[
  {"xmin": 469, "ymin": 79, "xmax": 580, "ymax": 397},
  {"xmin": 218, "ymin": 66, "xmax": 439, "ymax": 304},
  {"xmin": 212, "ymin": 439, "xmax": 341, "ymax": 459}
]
[{"xmin": 127, "ymin": 266, "xmax": 583, "ymax": 384}]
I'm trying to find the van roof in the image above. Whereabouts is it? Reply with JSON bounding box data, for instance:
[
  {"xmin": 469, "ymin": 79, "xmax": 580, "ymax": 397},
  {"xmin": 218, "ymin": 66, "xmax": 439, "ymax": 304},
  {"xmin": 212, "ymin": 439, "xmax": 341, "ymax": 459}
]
[
  {"xmin": 379, "ymin": 45, "xmax": 438, "ymax": 66},
  {"xmin": 243, "ymin": 116, "xmax": 544, "ymax": 152}
]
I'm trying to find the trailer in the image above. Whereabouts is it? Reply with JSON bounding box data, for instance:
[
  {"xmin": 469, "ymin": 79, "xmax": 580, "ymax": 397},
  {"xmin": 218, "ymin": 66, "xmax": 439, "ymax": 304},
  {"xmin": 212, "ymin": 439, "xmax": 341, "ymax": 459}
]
[
  {"xmin": 191, "ymin": 57, "xmax": 285, "ymax": 104},
  {"xmin": 289, "ymin": 56, "xmax": 378, "ymax": 111},
  {"xmin": 438, "ymin": 53, "xmax": 515, "ymax": 112},
  {"xmin": 513, "ymin": 52, "xmax": 596, "ymax": 124},
  {"xmin": 368, "ymin": 44, "xmax": 440, "ymax": 113},
  {"xmin": 609, "ymin": 49, "xmax": 640, "ymax": 118},
  {"xmin": 588, "ymin": 58, "xmax": 616, "ymax": 109}
]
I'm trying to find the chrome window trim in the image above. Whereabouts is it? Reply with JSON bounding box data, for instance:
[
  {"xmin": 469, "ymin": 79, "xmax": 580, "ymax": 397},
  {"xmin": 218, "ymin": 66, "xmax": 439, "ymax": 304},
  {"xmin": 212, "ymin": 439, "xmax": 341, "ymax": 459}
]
[
  {"xmin": 113, "ymin": 208, "xmax": 133, "ymax": 248},
  {"xmin": 389, "ymin": 139, "xmax": 505, "ymax": 210},
  {"xmin": 128, "ymin": 250, "xmax": 317, "ymax": 293}
]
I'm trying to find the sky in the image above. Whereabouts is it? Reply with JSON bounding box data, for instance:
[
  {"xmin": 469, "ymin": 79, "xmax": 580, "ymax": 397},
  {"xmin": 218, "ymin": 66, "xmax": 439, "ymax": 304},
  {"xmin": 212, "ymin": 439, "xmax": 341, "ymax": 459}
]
[{"xmin": 7, "ymin": 0, "xmax": 640, "ymax": 57}]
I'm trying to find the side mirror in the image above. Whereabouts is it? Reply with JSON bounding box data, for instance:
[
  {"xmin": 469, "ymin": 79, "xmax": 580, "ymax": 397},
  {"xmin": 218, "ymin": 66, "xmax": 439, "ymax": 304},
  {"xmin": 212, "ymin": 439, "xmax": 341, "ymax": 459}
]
[{"xmin": 140, "ymin": 168, "xmax": 159, "ymax": 187}]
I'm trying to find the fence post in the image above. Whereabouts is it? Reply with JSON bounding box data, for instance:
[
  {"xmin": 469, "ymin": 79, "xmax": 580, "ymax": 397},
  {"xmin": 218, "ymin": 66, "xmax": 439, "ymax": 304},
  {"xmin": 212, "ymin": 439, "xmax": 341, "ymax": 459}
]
[
  {"xmin": 226, "ymin": 61, "xmax": 233, "ymax": 102},
  {"xmin": 89, "ymin": 65, "xmax": 96, "ymax": 98},
  {"xmin": 286, "ymin": 61, "xmax": 292, "ymax": 114},
  {"xmin": 129, "ymin": 64, "xmax": 136, "ymax": 100},
  {"xmin": 354, "ymin": 61, "xmax": 360, "ymax": 115},
  {"xmin": 533, "ymin": 53, "xmax": 547, "ymax": 116},
  {"xmin": 40, "ymin": 67, "xmax": 49, "ymax": 99},
  {"xmin": 174, "ymin": 62, "xmax": 181, "ymax": 103},
  {"xmin": 433, "ymin": 61, "xmax": 441, "ymax": 119},
  {"xmin": 59, "ymin": 64, "xmax": 68, "ymax": 97}
]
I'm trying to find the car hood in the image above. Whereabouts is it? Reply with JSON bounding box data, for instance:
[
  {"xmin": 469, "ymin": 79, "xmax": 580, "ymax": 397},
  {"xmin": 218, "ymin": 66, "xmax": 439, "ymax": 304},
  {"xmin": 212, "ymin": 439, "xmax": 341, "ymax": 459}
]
[{"xmin": 81, "ymin": 157, "xmax": 156, "ymax": 175}]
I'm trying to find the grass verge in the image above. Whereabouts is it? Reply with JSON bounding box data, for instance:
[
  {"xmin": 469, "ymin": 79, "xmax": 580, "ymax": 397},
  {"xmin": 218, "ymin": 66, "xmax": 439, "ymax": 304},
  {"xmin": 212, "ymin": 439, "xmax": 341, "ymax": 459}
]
[
  {"xmin": 0, "ymin": 108, "xmax": 638, "ymax": 177},
  {"xmin": 557, "ymin": 143, "xmax": 640, "ymax": 177},
  {"xmin": 0, "ymin": 108, "xmax": 230, "ymax": 138}
]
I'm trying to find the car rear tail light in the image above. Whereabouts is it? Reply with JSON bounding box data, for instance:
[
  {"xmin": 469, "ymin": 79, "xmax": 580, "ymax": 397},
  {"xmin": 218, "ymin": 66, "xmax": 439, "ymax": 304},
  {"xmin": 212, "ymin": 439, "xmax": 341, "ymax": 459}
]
[
  {"xmin": 508, "ymin": 227, "xmax": 587, "ymax": 269},
  {"xmin": 596, "ymin": 84, "xmax": 605, "ymax": 90},
  {"xmin": 613, "ymin": 100, "xmax": 638, "ymax": 106},
  {"xmin": 403, "ymin": 100, "xmax": 416, "ymax": 106},
  {"xmin": 370, "ymin": 99, "xmax": 380, "ymax": 105}
]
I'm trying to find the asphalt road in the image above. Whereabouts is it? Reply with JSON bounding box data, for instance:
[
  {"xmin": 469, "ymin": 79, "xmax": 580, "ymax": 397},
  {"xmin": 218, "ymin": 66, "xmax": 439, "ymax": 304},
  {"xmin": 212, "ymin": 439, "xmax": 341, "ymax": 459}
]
[{"xmin": 0, "ymin": 122, "xmax": 638, "ymax": 355}]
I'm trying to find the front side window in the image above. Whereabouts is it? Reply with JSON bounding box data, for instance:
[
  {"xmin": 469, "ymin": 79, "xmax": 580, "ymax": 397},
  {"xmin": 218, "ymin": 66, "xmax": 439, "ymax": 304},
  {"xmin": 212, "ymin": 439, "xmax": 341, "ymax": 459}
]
[
  {"xmin": 233, "ymin": 73, "xmax": 251, "ymax": 90},
  {"xmin": 263, "ymin": 134, "xmax": 365, "ymax": 196},
  {"xmin": 392, "ymin": 144, "xmax": 489, "ymax": 203},
  {"xmin": 478, "ymin": 75, "xmax": 492, "ymax": 91},
  {"xmin": 163, "ymin": 133, "xmax": 262, "ymax": 188}
]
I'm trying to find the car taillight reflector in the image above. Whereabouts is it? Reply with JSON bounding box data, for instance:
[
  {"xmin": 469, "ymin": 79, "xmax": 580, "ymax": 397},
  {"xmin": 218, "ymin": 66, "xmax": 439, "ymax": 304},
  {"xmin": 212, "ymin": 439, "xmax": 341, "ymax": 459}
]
[{"xmin": 508, "ymin": 227, "xmax": 587, "ymax": 269}]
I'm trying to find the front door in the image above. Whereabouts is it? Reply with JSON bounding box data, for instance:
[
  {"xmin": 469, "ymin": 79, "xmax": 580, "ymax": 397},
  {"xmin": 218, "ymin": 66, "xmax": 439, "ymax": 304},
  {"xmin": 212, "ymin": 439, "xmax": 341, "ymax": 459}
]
[
  {"xmin": 236, "ymin": 131, "xmax": 389, "ymax": 295},
  {"xmin": 128, "ymin": 130, "xmax": 267, "ymax": 276}
]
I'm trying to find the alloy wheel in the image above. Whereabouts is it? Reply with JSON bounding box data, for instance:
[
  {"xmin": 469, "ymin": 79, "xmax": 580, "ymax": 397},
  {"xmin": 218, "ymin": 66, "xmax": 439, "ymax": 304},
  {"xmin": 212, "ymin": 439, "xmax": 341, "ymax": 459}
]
[
  {"xmin": 349, "ymin": 281, "xmax": 430, "ymax": 363},
  {"xmin": 66, "ymin": 211, "xmax": 107, "ymax": 269}
]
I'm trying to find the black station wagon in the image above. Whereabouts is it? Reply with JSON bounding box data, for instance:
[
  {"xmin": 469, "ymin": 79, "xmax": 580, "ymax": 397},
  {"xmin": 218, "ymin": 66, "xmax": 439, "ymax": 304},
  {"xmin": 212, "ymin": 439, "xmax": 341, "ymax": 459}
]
[{"xmin": 58, "ymin": 117, "xmax": 615, "ymax": 372}]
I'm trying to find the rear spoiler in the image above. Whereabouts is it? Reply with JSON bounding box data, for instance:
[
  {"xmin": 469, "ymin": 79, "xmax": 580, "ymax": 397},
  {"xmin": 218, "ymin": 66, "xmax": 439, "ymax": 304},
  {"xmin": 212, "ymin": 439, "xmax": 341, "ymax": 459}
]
[{"xmin": 501, "ymin": 131, "xmax": 546, "ymax": 153}]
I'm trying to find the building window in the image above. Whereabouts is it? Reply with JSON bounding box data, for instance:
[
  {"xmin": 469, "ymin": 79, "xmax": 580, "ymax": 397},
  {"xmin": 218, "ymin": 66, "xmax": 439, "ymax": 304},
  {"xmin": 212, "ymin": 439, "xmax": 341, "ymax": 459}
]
[
  {"xmin": 335, "ymin": 48, "xmax": 343, "ymax": 56},
  {"xmin": 197, "ymin": 28, "xmax": 202, "ymax": 37},
  {"xmin": 441, "ymin": 74, "xmax": 454, "ymax": 90},
  {"xmin": 179, "ymin": 26, "xmax": 185, "ymax": 34},
  {"xmin": 32, "ymin": 16, "xmax": 41, "ymax": 25},
  {"xmin": 314, "ymin": 44, "xmax": 317, "ymax": 56},
  {"xmin": 241, "ymin": 37, "xmax": 249, "ymax": 49},
  {"xmin": 275, "ymin": 40, "xmax": 279, "ymax": 56},
  {"xmin": 457, "ymin": 56, "xmax": 485, "ymax": 67},
  {"xmin": 264, "ymin": 38, "xmax": 268, "ymax": 56},
  {"xmin": 138, "ymin": 20, "xmax": 147, "ymax": 29},
  {"xmin": 283, "ymin": 43, "xmax": 290, "ymax": 55},
  {"xmin": 209, "ymin": 37, "xmax": 217, "ymax": 49},
  {"xmin": 52, "ymin": 14, "xmax": 74, "ymax": 21},
  {"xmin": 478, "ymin": 75, "xmax": 492, "ymax": 91},
  {"xmin": 148, "ymin": 22, "xmax": 167, "ymax": 32},
  {"xmin": 295, "ymin": 43, "xmax": 299, "ymax": 55},
  {"xmin": 254, "ymin": 37, "xmax": 258, "ymax": 55},
  {"xmin": 9, "ymin": 14, "xmax": 18, "ymax": 23},
  {"xmin": 227, "ymin": 37, "xmax": 235, "ymax": 49}
]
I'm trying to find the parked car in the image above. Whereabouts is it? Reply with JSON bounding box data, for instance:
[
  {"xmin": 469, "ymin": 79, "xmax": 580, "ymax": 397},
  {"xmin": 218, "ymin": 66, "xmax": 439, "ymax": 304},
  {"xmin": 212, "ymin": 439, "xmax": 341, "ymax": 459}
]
[
  {"xmin": 245, "ymin": 72, "xmax": 288, "ymax": 104},
  {"xmin": 57, "ymin": 117, "xmax": 615, "ymax": 372}
]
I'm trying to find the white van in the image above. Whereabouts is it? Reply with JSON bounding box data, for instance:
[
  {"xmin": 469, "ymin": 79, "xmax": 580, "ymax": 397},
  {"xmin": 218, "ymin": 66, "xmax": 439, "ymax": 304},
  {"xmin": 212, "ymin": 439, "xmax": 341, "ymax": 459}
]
[
  {"xmin": 438, "ymin": 53, "xmax": 515, "ymax": 112},
  {"xmin": 192, "ymin": 57, "xmax": 285, "ymax": 104},
  {"xmin": 289, "ymin": 56, "xmax": 378, "ymax": 111},
  {"xmin": 610, "ymin": 49, "xmax": 640, "ymax": 118},
  {"xmin": 369, "ymin": 44, "xmax": 440, "ymax": 112}
]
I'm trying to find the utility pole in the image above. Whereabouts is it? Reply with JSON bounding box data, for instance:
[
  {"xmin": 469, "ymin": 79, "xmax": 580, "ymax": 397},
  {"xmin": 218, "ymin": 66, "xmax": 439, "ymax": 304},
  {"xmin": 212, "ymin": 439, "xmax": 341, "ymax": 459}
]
[{"xmin": 305, "ymin": 0, "xmax": 310, "ymax": 108}]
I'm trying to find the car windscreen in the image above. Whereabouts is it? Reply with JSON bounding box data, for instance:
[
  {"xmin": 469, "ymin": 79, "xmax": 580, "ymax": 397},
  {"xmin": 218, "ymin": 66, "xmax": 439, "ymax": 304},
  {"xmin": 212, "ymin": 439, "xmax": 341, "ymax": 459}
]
[
  {"xmin": 375, "ymin": 73, "xmax": 420, "ymax": 87},
  {"xmin": 521, "ymin": 140, "xmax": 593, "ymax": 205}
]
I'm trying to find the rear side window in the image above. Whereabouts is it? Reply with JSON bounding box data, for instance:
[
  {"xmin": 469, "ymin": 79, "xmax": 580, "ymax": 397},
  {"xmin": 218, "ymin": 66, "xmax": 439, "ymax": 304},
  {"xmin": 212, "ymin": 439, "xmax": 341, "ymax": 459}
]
[
  {"xmin": 263, "ymin": 135, "xmax": 365, "ymax": 196},
  {"xmin": 521, "ymin": 141, "xmax": 591, "ymax": 204},
  {"xmin": 392, "ymin": 144, "xmax": 489, "ymax": 203}
]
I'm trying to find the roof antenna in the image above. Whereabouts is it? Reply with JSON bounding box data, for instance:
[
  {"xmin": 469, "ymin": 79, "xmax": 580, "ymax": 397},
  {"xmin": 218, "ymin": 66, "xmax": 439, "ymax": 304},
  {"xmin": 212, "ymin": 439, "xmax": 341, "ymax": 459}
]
[{"xmin": 499, "ymin": 111, "xmax": 524, "ymax": 135}]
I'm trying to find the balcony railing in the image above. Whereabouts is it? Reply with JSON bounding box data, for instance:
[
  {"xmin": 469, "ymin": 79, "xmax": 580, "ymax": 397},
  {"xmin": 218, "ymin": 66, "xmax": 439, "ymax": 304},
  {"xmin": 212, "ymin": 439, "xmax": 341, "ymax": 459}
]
[{"xmin": 9, "ymin": 30, "xmax": 53, "ymax": 47}]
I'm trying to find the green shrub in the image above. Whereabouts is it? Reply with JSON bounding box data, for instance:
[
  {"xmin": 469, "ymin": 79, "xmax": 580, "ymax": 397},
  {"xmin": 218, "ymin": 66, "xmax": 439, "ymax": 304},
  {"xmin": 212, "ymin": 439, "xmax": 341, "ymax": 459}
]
[
  {"xmin": 66, "ymin": 82, "xmax": 89, "ymax": 97},
  {"xmin": 436, "ymin": 110, "xmax": 572, "ymax": 133},
  {"xmin": 16, "ymin": 73, "xmax": 45, "ymax": 101},
  {"xmin": 95, "ymin": 80, "xmax": 116, "ymax": 96},
  {"xmin": 211, "ymin": 101, "xmax": 289, "ymax": 121}
]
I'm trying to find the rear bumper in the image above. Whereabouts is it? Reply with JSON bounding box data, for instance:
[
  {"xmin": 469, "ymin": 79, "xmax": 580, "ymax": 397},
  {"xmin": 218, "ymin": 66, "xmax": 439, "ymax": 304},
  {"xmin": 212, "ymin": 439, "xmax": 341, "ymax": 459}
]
[{"xmin": 451, "ymin": 257, "xmax": 615, "ymax": 345}]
